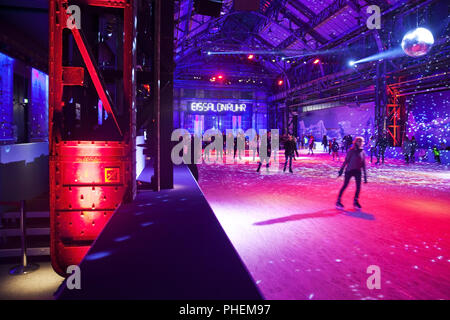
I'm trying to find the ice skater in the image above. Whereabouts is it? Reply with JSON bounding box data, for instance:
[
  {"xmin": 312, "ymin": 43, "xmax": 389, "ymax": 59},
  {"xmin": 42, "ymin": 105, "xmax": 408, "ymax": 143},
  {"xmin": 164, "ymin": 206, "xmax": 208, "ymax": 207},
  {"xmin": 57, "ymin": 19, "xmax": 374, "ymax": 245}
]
[
  {"xmin": 433, "ymin": 146, "xmax": 441, "ymax": 164},
  {"xmin": 322, "ymin": 135, "xmax": 328, "ymax": 152},
  {"xmin": 410, "ymin": 136, "xmax": 418, "ymax": 163},
  {"xmin": 233, "ymin": 132, "xmax": 245, "ymax": 160},
  {"xmin": 376, "ymin": 134, "xmax": 388, "ymax": 164},
  {"xmin": 336, "ymin": 137, "xmax": 367, "ymax": 210},
  {"xmin": 283, "ymin": 135, "xmax": 299, "ymax": 173},
  {"xmin": 249, "ymin": 134, "xmax": 258, "ymax": 161},
  {"xmin": 403, "ymin": 137, "xmax": 411, "ymax": 164},
  {"xmin": 331, "ymin": 138, "xmax": 340, "ymax": 161},
  {"xmin": 369, "ymin": 136, "xmax": 377, "ymax": 163},
  {"xmin": 307, "ymin": 135, "xmax": 315, "ymax": 155},
  {"xmin": 256, "ymin": 131, "xmax": 271, "ymax": 172}
]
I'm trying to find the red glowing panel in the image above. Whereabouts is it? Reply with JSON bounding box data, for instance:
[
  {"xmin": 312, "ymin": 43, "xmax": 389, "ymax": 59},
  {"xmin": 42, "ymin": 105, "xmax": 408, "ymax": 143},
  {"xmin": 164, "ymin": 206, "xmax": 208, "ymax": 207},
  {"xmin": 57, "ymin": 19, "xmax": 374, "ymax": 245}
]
[
  {"xmin": 61, "ymin": 163, "xmax": 123, "ymax": 185},
  {"xmin": 50, "ymin": 141, "xmax": 129, "ymax": 276},
  {"xmin": 278, "ymin": 79, "xmax": 284, "ymax": 86},
  {"xmin": 313, "ymin": 59, "xmax": 320, "ymax": 64},
  {"xmin": 247, "ymin": 54, "xmax": 254, "ymax": 60}
]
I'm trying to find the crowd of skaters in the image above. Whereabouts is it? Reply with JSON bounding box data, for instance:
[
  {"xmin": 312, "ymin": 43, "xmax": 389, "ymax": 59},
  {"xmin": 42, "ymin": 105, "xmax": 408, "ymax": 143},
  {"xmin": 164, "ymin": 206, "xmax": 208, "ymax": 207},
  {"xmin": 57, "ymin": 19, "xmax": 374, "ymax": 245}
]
[{"xmin": 179, "ymin": 129, "xmax": 446, "ymax": 210}]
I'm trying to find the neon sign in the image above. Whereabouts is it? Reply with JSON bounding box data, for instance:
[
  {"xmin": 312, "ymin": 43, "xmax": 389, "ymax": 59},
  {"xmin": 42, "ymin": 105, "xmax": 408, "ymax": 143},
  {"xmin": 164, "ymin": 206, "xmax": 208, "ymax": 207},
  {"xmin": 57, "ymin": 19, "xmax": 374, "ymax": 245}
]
[{"xmin": 189, "ymin": 102, "xmax": 249, "ymax": 114}]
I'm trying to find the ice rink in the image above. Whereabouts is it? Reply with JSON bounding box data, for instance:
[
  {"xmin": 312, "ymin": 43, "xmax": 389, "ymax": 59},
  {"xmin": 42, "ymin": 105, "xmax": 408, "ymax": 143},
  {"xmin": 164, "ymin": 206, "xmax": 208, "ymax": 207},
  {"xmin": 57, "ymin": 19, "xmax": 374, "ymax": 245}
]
[{"xmin": 198, "ymin": 150, "xmax": 450, "ymax": 300}]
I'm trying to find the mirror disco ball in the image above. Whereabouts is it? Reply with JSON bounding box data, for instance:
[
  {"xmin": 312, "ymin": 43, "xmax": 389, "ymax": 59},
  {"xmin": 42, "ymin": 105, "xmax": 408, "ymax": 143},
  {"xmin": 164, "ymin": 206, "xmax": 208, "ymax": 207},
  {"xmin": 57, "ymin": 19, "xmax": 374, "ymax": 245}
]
[{"xmin": 401, "ymin": 27, "xmax": 434, "ymax": 57}]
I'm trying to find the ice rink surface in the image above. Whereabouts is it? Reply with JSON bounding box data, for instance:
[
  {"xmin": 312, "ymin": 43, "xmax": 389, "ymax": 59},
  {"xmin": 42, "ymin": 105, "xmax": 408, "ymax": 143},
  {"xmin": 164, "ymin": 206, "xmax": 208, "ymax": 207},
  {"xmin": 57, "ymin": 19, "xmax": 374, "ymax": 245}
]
[{"xmin": 198, "ymin": 149, "xmax": 450, "ymax": 300}]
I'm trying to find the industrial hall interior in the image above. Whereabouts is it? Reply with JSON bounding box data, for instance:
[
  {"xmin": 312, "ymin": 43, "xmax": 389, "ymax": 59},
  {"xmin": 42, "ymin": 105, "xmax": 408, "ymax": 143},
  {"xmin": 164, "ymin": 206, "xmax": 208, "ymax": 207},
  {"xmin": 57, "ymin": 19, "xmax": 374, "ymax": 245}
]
[{"xmin": 0, "ymin": 0, "xmax": 449, "ymax": 300}]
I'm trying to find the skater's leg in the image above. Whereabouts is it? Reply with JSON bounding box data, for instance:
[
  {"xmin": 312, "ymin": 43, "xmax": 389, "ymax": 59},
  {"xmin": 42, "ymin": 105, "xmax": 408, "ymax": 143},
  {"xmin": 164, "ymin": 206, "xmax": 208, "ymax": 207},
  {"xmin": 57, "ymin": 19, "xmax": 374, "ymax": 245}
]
[
  {"xmin": 354, "ymin": 171, "xmax": 362, "ymax": 201},
  {"xmin": 289, "ymin": 156, "xmax": 293, "ymax": 172},
  {"xmin": 256, "ymin": 162, "xmax": 262, "ymax": 172},
  {"xmin": 338, "ymin": 171, "xmax": 351, "ymax": 200}
]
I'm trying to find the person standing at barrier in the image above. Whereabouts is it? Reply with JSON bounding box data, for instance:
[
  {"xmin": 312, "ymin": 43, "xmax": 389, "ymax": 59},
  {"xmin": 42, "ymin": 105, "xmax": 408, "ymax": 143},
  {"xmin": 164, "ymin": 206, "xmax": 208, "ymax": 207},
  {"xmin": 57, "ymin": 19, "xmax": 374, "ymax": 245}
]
[
  {"xmin": 410, "ymin": 136, "xmax": 418, "ymax": 163},
  {"xmin": 376, "ymin": 134, "xmax": 388, "ymax": 164},
  {"xmin": 249, "ymin": 134, "xmax": 258, "ymax": 162},
  {"xmin": 226, "ymin": 132, "xmax": 233, "ymax": 156},
  {"xmin": 237, "ymin": 132, "xmax": 245, "ymax": 160},
  {"xmin": 204, "ymin": 133, "xmax": 211, "ymax": 162},
  {"xmin": 257, "ymin": 131, "xmax": 272, "ymax": 172},
  {"xmin": 369, "ymin": 136, "xmax": 377, "ymax": 163},
  {"xmin": 403, "ymin": 136, "xmax": 411, "ymax": 164},
  {"xmin": 336, "ymin": 137, "xmax": 367, "ymax": 210},
  {"xmin": 322, "ymin": 135, "xmax": 328, "ymax": 152},
  {"xmin": 233, "ymin": 134, "xmax": 238, "ymax": 159},
  {"xmin": 433, "ymin": 146, "xmax": 441, "ymax": 164}
]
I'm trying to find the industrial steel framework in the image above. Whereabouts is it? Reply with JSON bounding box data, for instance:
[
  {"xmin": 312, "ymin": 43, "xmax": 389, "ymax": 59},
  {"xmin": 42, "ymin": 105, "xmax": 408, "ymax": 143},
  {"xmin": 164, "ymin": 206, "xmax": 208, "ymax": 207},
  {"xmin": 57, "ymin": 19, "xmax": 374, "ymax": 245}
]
[{"xmin": 49, "ymin": 0, "xmax": 136, "ymax": 275}]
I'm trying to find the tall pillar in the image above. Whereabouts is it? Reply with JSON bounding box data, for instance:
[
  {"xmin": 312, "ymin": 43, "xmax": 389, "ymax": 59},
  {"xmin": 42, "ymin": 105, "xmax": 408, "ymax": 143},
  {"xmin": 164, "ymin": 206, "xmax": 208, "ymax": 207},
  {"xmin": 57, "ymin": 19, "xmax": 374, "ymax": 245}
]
[{"xmin": 152, "ymin": 0, "xmax": 174, "ymax": 190}]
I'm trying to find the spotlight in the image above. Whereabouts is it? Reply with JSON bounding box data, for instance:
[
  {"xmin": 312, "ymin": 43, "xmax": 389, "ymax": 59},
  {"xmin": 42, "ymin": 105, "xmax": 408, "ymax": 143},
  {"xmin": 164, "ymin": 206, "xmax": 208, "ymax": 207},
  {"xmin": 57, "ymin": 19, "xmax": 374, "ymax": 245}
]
[
  {"xmin": 217, "ymin": 75, "xmax": 223, "ymax": 79},
  {"xmin": 277, "ymin": 79, "xmax": 284, "ymax": 86},
  {"xmin": 313, "ymin": 59, "xmax": 320, "ymax": 64},
  {"xmin": 349, "ymin": 60, "xmax": 356, "ymax": 67},
  {"xmin": 247, "ymin": 54, "xmax": 254, "ymax": 60},
  {"xmin": 207, "ymin": 51, "xmax": 211, "ymax": 55}
]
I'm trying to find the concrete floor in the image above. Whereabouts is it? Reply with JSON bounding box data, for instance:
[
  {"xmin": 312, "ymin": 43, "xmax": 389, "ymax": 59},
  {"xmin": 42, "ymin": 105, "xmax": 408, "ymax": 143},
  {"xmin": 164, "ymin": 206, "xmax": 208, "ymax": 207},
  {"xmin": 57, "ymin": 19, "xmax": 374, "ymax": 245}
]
[{"xmin": 0, "ymin": 261, "xmax": 64, "ymax": 300}]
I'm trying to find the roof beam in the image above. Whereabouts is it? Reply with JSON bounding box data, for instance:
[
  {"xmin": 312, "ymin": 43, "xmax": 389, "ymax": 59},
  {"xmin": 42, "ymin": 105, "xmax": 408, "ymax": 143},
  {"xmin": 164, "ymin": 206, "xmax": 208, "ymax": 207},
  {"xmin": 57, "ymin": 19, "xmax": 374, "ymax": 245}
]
[
  {"xmin": 279, "ymin": 6, "xmax": 327, "ymax": 45},
  {"xmin": 369, "ymin": 0, "xmax": 390, "ymax": 10},
  {"xmin": 277, "ymin": 0, "xmax": 364, "ymax": 50},
  {"xmin": 310, "ymin": 0, "xmax": 352, "ymax": 27},
  {"xmin": 286, "ymin": 0, "xmax": 316, "ymax": 20}
]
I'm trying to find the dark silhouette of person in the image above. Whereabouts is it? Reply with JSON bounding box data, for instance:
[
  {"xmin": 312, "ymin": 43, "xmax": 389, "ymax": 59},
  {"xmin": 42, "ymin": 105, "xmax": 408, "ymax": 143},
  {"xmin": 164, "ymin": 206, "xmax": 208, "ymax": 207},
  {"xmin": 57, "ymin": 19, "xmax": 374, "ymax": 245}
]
[
  {"xmin": 283, "ymin": 135, "xmax": 299, "ymax": 173},
  {"xmin": 376, "ymin": 134, "xmax": 388, "ymax": 164},
  {"xmin": 257, "ymin": 131, "xmax": 272, "ymax": 172},
  {"xmin": 322, "ymin": 135, "xmax": 328, "ymax": 152},
  {"xmin": 410, "ymin": 136, "xmax": 418, "ymax": 163}
]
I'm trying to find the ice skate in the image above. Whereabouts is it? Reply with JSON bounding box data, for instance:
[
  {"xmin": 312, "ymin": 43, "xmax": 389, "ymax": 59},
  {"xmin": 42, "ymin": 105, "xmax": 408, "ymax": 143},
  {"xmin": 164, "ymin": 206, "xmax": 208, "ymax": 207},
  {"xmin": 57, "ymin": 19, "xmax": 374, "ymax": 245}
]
[
  {"xmin": 336, "ymin": 200, "xmax": 344, "ymax": 210},
  {"xmin": 353, "ymin": 200, "xmax": 362, "ymax": 210}
]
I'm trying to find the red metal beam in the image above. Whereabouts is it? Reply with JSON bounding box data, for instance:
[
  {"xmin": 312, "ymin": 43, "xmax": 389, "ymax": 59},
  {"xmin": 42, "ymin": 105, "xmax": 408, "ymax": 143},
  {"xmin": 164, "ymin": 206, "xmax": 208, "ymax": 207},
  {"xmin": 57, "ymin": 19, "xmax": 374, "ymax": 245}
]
[
  {"xmin": 76, "ymin": 0, "xmax": 127, "ymax": 8},
  {"xmin": 49, "ymin": 0, "xmax": 136, "ymax": 276},
  {"xmin": 67, "ymin": 19, "xmax": 123, "ymax": 136}
]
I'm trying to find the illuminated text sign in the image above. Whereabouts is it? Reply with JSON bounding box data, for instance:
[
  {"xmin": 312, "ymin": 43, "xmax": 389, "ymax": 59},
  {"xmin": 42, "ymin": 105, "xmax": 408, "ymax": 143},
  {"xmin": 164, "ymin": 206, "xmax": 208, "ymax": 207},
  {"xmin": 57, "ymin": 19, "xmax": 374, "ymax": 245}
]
[{"xmin": 189, "ymin": 102, "xmax": 249, "ymax": 114}]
